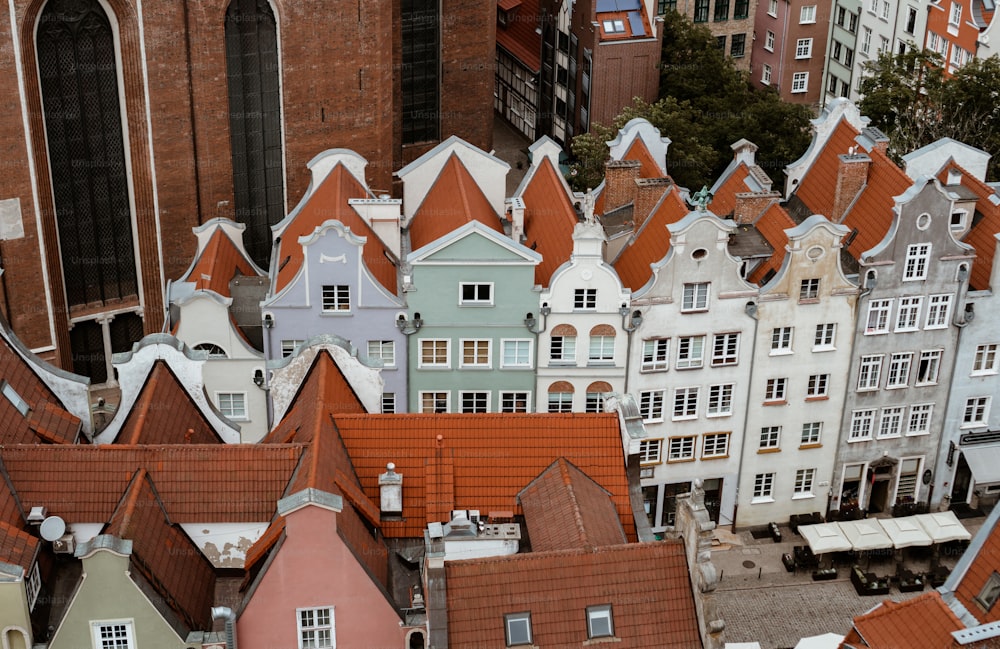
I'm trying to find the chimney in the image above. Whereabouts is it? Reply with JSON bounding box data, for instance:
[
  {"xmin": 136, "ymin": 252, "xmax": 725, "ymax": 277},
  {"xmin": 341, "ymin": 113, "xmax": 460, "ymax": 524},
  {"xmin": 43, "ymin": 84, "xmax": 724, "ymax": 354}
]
[
  {"xmin": 731, "ymin": 139, "xmax": 759, "ymax": 167},
  {"xmin": 946, "ymin": 167, "xmax": 962, "ymax": 186},
  {"xmin": 603, "ymin": 160, "xmax": 642, "ymax": 212},
  {"xmin": 733, "ymin": 191, "xmax": 781, "ymax": 225},
  {"xmin": 379, "ymin": 462, "xmax": 403, "ymax": 516},
  {"xmin": 508, "ymin": 197, "xmax": 526, "ymax": 243},
  {"xmin": 633, "ymin": 178, "xmax": 673, "ymax": 231},
  {"xmin": 860, "ymin": 126, "xmax": 890, "ymax": 156},
  {"xmin": 831, "ymin": 153, "xmax": 871, "ymax": 223}
]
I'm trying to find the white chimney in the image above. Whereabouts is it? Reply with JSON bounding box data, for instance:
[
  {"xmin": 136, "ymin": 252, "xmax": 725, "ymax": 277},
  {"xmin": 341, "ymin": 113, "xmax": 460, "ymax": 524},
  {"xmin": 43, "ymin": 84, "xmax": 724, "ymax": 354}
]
[{"xmin": 379, "ymin": 462, "xmax": 403, "ymax": 516}]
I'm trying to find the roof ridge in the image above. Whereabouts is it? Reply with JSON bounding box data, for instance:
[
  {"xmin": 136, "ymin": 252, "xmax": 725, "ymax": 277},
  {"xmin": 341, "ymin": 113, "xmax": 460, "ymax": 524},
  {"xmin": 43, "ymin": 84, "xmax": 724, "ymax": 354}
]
[{"xmin": 108, "ymin": 468, "xmax": 149, "ymax": 536}]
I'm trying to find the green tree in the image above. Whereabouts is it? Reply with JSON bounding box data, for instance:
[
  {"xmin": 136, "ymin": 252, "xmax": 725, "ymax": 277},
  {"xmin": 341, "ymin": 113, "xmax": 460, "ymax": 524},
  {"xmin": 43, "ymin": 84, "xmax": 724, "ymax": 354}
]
[
  {"xmin": 568, "ymin": 11, "xmax": 812, "ymax": 193},
  {"xmin": 860, "ymin": 50, "xmax": 1000, "ymax": 180}
]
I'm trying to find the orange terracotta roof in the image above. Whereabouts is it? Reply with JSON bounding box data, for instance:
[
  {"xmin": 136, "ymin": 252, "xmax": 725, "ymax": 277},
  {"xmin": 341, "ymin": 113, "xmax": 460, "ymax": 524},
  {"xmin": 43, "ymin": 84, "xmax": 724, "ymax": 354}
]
[
  {"xmin": 275, "ymin": 164, "xmax": 397, "ymax": 295},
  {"xmin": 0, "ymin": 519, "xmax": 38, "ymax": 573},
  {"xmin": 104, "ymin": 469, "xmax": 216, "ymax": 634},
  {"xmin": 0, "ymin": 444, "xmax": 304, "ymax": 523},
  {"xmin": 496, "ymin": 0, "xmax": 540, "ymax": 71},
  {"xmin": 597, "ymin": 10, "xmax": 653, "ymax": 42},
  {"xmin": 445, "ymin": 542, "xmax": 701, "ymax": 648},
  {"xmin": 0, "ymin": 332, "xmax": 80, "ymax": 445},
  {"xmin": 623, "ymin": 138, "xmax": 663, "ymax": 179},
  {"xmin": 521, "ymin": 157, "xmax": 578, "ymax": 286},
  {"xmin": 840, "ymin": 148, "xmax": 913, "ymax": 259},
  {"xmin": 331, "ymin": 413, "xmax": 635, "ymax": 540},
  {"xmin": 846, "ymin": 592, "xmax": 962, "ymax": 648},
  {"xmin": 518, "ymin": 458, "xmax": 626, "ymax": 552},
  {"xmin": 28, "ymin": 400, "xmax": 81, "ymax": 444},
  {"xmin": 408, "ymin": 154, "xmax": 504, "ymax": 251},
  {"xmin": 0, "ymin": 474, "xmax": 22, "ymax": 529},
  {"xmin": 614, "ymin": 187, "xmax": 687, "ymax": 290},
  {"xmin": 794, "ymin": 118, "xmax": 862, "ymax": 219},
  {"xmin": 748, "ymin": 203, "xmax": 797, "ymax": 284},
  {"xmin": 243, "ymin": 515, "xmax": 285, "ymax": 574},
  {"xmin": 115, "ymin": 361, "xmax": 222, "ymax": 445},
  {"xmin": 186, "ymin": 226, "xmax": 260, "ymax": 297},
  {"xmin": 954, "ymin": 509, "xmax": 1000, "ymax": 623},
  {"xmin": 938, "ymin": 162, "xmax": 1000, "ymax": 290},
  {"xmin": 709, "ymin": 162, "xmax": 751, "ymax": 218}
]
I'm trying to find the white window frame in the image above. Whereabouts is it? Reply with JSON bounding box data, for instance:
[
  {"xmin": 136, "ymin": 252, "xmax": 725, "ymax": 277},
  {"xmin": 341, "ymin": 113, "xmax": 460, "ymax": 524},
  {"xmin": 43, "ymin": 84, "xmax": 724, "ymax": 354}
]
[
  {"xmin": 878, "ymin": 406, "xmax": 905, "ymax": 439},
  {"xmin": 419, "ymin": 391, "xmax": 450, "ymax": 414},
  {"xmin": 668, "ymin": 435, "xmax": 696, "ymax": 461},
  {"xmin": 762, "ymin": 63, "xmax": 772, "ymax": 84},
  {"xmin": 419, "ymin": 339, "xmax": 451, "ymax": 368},
  {"xmin": 585, "ymin": 390, "xmax": 608, "ymax": 413},
  {"xmin": 367, "ymin": 340, "xmax": 396, "ymax": 368},
  {"xmin": 896, "ymin": 457, "xmax": 922, "ymax": 501},
  {"xmin": 707, "ymin": 383, "xmax": 733, "ymax": 417},
  {"xmin": 862, "ymin": 26, "xmax": 872, "ymax": 53},
  {"xmin": 321, "ymin": 285, "xmax": 350, "ymax": 313},
  {"xmin": 793, "ymin": 468, "xmax": 816, "ymax": 497},
  {"xmin": 500, "ymin": 339, "xmax": 533, "ymax": 369},
  {"xmin": 459, "ymin": 391, "xmax": 490, "ymax": 413},
  {"xmin": 676, "ymin": 335, "xmax": 705, "ymax": 369},
  {"xmin": 216, "ymin": 391, "xmax": 248, "ymax": 420},
  {"xmin": 849, "ymin": 409, "xmax": 876, "ymax": 441},
  {"xmin": 711, "ymin": 332, "xmax": 740, "ymax": 366},
  {"xmin": 916, "ymin": 349, "xmax": 942, "ymax": 385},
  {"xmin": 548, "ymin": 391, "xmax": 573, "ymax": 413},
  {"xmin": 703, "ymin": 432, "xmax": 730, "ymax": 458},
  {"xmin": 858, "ymin": 354, "xmax": 883, "ymax": 390},
  {"xmin": 800, "ymin": 4, "xmax": 816, "ymax": 22},
  {"xmin": 1, "ymin": 380, "xmax": 29, "ymax": 416},
  {"xmin": 800, "ymin": 278, "xmax": 820, "ymax": 300},
  {"xmin": 925, "ymin": 294, "xmax": 952, "ymax": 329},
  {"xmin": 682, "ymin": 282, "xmax": 710, "ymax": 312},
  {"xmin": 588, "ymin": 334, "xmax": 616, "ymax": 362},
  {"xmin": 895, "ymin": 296, "xmax": 923, "ymax": 331},
  {"xmin": 298, "ymin": 606, "xmax": 335, "ymax": 649},
  {"xmin": 813, "ymin": 323, "xmax": 836, "ymax": 350},
  {"xmin": 904, "ymin": 243, "xmax": 931, "ymax": 280},
  {"xmin": 886, "ymin": 352, "xmax": 913, "ymax": 388},
  {"xmin": 586, "ymin": 605, "xmax": 614, "ymax": 639},
  {"xmin": 92, "ymin": 621, "xmax": 136, "ymax": 649},
  {"xmin": 381, "ymin": 392, "xmax": 396, "ymax": 414},
  {"xmin": 801, "ymin": 422, "xmax": 822, "ymax": 446},
  {"xmin": 460, "ymin": 339, "xmax": 492, "ymax": 368},
  {"xmin": 768, "ymin": 0, "xmax": 777, "ymax": 15},
  {"xmin": 791, "ymin": 72, "xmax": 809, "ymax": 93},
  {"xmin": 880, "ymin": 0, "xmax": 890, "ymax": 19},
  {"xmin": 505, "ymin": 612, "xmax": 533, "ymax": 647},
  {"xmin": 672, "ymin": 387, "xmax": 699, "ymax": 421},
  {"xmin": 865, "ymin": 299, "xmax": 893, "ymax": 334},
  {"xmin": 907, "ymin": 404, "xmax": 933, "ymax": 436},
  {"xmin": 964, "ymin": 397, "xmax": 991, "ymax": 427},
  {"xmin": 765, "ymin": 30, "xmax": 775, "ymax": 51},
  {"xmin": 764, "ymin": 377, "xmax": 787, "ymax": 403},
  {"xmin": 760, "ymin": 426, "xmax": 781, "ymax": 450},
  {"xmin": 640, "ymin": 390, "xmax": 666, "ymax": 422},
  {"xmin": 638, "ymin": 439, "xmax": 662, "ymax": 464},
  {"xmin": 500, "ymin": 391, "xmax": 531, "ymax": 413},
  {"xmin": 806, "ymin": 374, "xmax": 829, "ymax": 398},
  {"xmin": 549, "ymin": 335, "xmax": 577, "ymax": 364},
  {"xmin": 641, "ymin": 338, "xmax": 669, "ymax": 371},
  {"xmin": 459, "ymin": 282, "xmax": 494, "ymax": 306},
  {"xmin": 281, "ymin": 339, "xmax": 305, "ymax": 358},
  {"xmin": 574, "ymin": 288, "xmax": 597, "ymax": 310},
  {"xmin": 973, "ymin": 343, "xmax": 1000, "ymax": 375},
  {"xmin": 771, "ymin": 326, "xmax": 792, "ymax": 354},
  {"xmin": 795, "ymin": 38, "xmax": 813, "ymax": 58},
  {"xmin": 753, "ymin": 473, "xmax": 775, "ymax": 502},
  {"xmin": 949, "ymin": 1, "xmax": 962, "ymax": 26},
  {"xmin": 26, "ymin": 562, "xmax": 40, "ymax": 611}
]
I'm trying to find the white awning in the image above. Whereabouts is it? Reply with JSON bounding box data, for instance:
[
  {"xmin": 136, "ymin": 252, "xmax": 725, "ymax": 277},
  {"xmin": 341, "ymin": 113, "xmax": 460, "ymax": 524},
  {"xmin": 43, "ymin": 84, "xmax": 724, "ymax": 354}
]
[
  {"xmin": 795, "ymin": 633, "xmax": 845, "ymax": 649},
  {"xmin": 839, "ymin": 518, "xmax": 894, "ymax": 551},
  {"xmin": 915, "ymin": 511, "xmax": 972, "ymax": 543},
  {"xmin": 963, "ymin": 445, "xmax": 1000, "ymax": 485},
  {"xmin": 878, "ymin": 516, "xmax": 933, "ymax": 548},
  {"xmin": 799, "ymin": 522, "xmax": 852, "ymax": 554}
]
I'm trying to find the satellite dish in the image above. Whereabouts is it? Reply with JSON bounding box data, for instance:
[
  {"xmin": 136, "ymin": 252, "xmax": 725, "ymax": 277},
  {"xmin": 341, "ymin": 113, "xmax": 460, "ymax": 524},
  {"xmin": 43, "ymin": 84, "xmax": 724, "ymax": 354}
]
[{"xmin": 39, "ymin": 515, "xmax": 66, "ymax": 542}]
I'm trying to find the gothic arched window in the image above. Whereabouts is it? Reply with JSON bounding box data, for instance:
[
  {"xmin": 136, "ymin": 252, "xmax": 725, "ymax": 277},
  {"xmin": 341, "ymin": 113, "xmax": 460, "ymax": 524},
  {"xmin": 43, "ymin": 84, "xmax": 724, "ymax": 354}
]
[{"xmin": 225, "ymin": 0, "xmax": 284, "ymax": 268}]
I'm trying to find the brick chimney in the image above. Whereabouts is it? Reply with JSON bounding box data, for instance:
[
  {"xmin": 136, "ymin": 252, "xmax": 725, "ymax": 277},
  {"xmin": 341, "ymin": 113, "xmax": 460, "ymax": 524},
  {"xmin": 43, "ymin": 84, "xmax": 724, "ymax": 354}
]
[
  {"xmin": 603, "ymin": 160, "xmax": 642, "ymax": 212},
  {"xmin": 733, "ymin": 191, "xmax": 781, "ymax": 225},
  {"xmin": 633, "ymin": 178, "xmax": 673, "ymax": 231},
  {"xmin": 860, "ymin": 126, "xmax": 890, "ymax": 157},
  {"xmin": 831, "ymin": 153, "xmax": 871, "ymax": 223}
]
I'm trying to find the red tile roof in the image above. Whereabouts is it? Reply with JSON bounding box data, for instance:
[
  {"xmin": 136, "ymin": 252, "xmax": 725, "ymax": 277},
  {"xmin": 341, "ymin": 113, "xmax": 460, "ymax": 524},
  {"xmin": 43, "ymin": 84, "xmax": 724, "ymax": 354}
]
[
  {"xmin": 623, "ymin": 138, "xmax": 663, "ymax": 179},
  {"xmin": 844, "ymin": 592, "xmax": 963, "ymax": 649},
  {"xmin": 748, "ymin": 203, "xmax": 797, "ymax": 284},
  {"xmin": 275, "ymin": 164, "xmax": 397, "ymax": 295},
  {"xmin": 331, "ymin": 413, "xmax": 635, "ymax": 540},
  {"xmin": 518, "ymin": 458, "xmax": 626, "ymax": 552},
  {"xmin": 954, "ymin": 508, "xmax": 1000, "ymax": 623},
  {"xmin": 445, "ymin": 541, "xmax": 701, "ymax": 648},
  {"xmin": 0, "ymin": 519, "xmax": 39, "ymax": 573},
  {"xmin": 794, "ymin": 118, "xmax": 862, "ymax": 220},
  {"xmin": 613, "ymin": 187, "xmax": 687, "ymax": 290},
  {"xmin": 409, "ymin": 154, "xmax": 504, "ymax": 251},
  {"xmin": 840, "ymin": 150, "xmax": 913, "ymax": 258},
  {"xmin": 0, "ymin": 445, "xmax": 304, "ymax": 523},
  {"xmin": 596, "ymin": 10, "xmax": 653, "ymax": 42},
  {"xmin": 104, "ymin": 469, "xmax": 216, "ymax": 634},
  {"xmin": 938, "ymin": 162, "xmax": 1000, "ymax": 290},
  {"xmin": 709, "ymin": 162, "xmax": 751, "ymax": 218},
  {"xmin": 115, "ymin": 361, "xmax": 222, "ymax": 445},
  {"xmin": 185, "ymin": 226, "xmax": 260, "ymax": 297},
  {"xmin": 0, "ymin": 331, "xmax": 81, "ymax": 445},
  {"xmin": 521, "ymin": 157, "xmax": 579, "ymax": 286},
  {"xmin": 496, "ymin": 0, "xmax": 540, "ymax": 71}
]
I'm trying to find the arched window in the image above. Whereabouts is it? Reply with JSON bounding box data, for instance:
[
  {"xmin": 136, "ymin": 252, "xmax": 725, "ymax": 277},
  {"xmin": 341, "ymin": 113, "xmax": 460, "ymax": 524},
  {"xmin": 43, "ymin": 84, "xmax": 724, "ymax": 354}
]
[
  {"xmin": 547, "ymin": 381, "xmax": 574, "ymax": 413},
  {"xmin": 589, "ymin": 324, "xmax": 616, "ymax": 362},
  {"xmin": 37, "ymin": 0, "xmax": 138, "ymax": 309},
  {"xmin": 586, "ymin": 381, "xmax": 613, "ymax": 413},
  {"xmin": 225, "ymin": 0, "xmax": 284, "ymax": 268}
]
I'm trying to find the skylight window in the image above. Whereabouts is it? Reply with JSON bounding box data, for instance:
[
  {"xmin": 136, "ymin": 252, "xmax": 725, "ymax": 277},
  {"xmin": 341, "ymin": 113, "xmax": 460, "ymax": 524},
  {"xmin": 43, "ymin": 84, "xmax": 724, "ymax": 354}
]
[
  {"xmin": 602, "ymin": 19, "xmax": 626, "ymax": 33},
  {"xmin": 1, "ymin": 380, "xmax": 29, "ymax": 416}
]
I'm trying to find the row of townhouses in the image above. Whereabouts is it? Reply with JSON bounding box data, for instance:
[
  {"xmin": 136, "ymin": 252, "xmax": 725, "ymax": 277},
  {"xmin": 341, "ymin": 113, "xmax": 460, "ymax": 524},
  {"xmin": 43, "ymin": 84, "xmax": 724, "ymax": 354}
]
[
  {"xmin": 495, "ymin": 0, "xmax": 999, "ymax": 142},
  {"xmin": 159, "ymin": 99, "xmax": 1000, "ymax": 540}
]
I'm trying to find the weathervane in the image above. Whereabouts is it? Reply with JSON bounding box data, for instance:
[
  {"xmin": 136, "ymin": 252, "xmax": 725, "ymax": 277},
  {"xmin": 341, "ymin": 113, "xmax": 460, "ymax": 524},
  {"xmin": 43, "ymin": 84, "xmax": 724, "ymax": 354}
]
[{"xmin": 692, "ymin": 186, "xmax": 713, "ymax": 212}]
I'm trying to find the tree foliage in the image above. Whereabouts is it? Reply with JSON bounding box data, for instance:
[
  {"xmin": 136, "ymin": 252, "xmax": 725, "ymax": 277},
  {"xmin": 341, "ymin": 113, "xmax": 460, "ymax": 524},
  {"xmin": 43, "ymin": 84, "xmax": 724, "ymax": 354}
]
[
  {"xmin": 859, "ymin": 50, "xmax": 1000, "ymax": 181},
  {"xmin": 569, "ymin": 11, "xmax": 813, "ymax": 192}
]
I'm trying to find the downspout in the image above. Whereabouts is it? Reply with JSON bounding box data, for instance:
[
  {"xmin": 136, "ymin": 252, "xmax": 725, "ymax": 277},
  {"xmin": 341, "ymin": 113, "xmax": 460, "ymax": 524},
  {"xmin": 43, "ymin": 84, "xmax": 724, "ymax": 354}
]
[
  {"xmin": 211, "ymin": 606, "xmax": 238, "ymax": 649},
  {"xmin": 620, "ymin": 303, "xmax": 641, "ymax": 395},
  {"xmin": 733, "ymin": 299, "xmax": 759, "ymax": 533}
]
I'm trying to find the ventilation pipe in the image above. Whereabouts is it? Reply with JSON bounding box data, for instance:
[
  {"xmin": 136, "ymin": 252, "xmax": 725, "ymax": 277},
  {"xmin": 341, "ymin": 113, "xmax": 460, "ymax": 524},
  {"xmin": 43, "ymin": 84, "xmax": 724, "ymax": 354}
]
[{"xmin": 211, "ymin": 607, "xmax": 237, "ymax": 649}]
